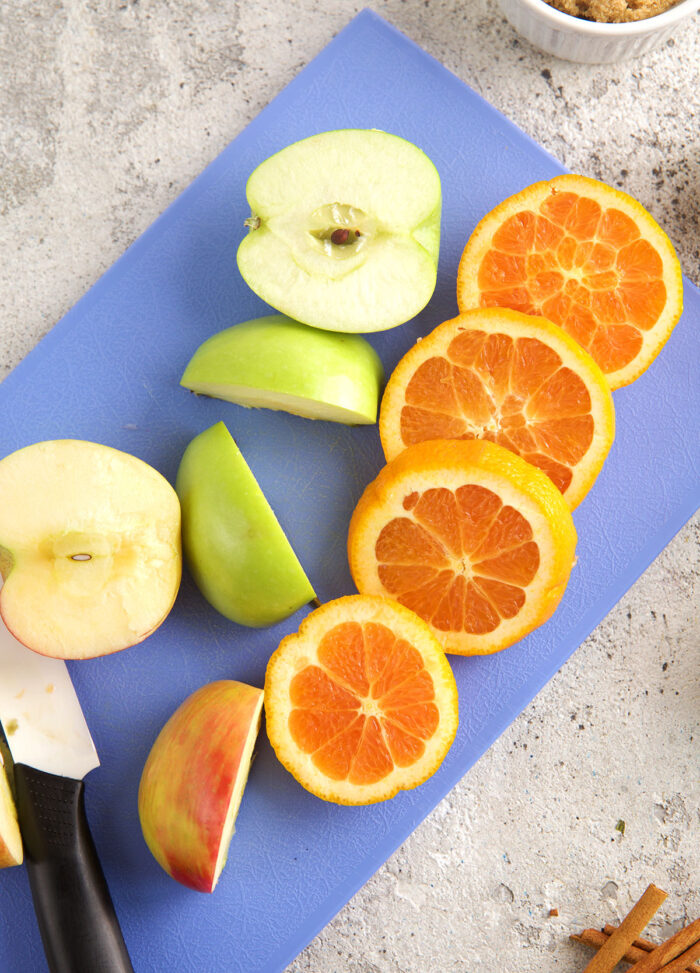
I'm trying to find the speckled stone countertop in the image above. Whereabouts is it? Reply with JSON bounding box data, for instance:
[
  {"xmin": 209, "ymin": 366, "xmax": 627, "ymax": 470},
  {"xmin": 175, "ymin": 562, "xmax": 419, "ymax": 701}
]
[{"xmin": 1, "ymin": 2, "xmax": 698, "ymax": 971}]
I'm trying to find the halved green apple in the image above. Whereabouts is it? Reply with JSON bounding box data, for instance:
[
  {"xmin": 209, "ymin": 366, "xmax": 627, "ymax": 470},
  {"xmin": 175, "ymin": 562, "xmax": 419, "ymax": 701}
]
[
  {"xmin": 0, "ymin": 440, "xmax": 181, "ymax": 659},
  {"xmin": 176, "ymin": 422, "xmax": 315, "ymax": 627},
  {"xmin": 237, "ymin": 129, "xmax": 441, "ymax": 333},
  {"xmin": 181, "ymin": 315, "xmax": 385, "ymax": 424}
]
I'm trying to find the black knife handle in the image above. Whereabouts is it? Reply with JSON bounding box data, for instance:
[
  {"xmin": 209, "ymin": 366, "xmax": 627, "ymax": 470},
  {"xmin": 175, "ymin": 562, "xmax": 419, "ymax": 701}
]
[{"xmin": 13, "ymin": 764, "xmax": 134, "ymax": 973}]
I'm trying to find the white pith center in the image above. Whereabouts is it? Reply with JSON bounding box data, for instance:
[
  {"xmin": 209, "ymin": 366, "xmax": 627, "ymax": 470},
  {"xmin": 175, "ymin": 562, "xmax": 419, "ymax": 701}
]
[
  {"xmin": 449, "ymin": 554, "xmax": 473, "ymax": 579},
  {"xmin": 361, "ymin": 697, "xmax": 385, "ymax": 719}
]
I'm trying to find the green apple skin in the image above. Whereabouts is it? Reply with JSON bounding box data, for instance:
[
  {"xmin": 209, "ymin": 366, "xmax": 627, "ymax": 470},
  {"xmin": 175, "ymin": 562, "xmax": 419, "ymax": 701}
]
[
  {"xmin": 0, "ymin": 750, "xmax": 22, "ymax": 868},
  {"xmin": 181, "ymin": 315, "xmax": 385, "ymax": 424},
  {"xmin": 0, "ymin": 440, "xmax": 182, "ymax": 659},
  {"xmin": 176, "ymin": 422, "xmax": 315, "ymax": 627},
  {"xmin": 138, "ymin": 680, "xmax": 263, "ymax": 892},
  {"xmin": 236, "ymin": 129, "xmax": 441, "ymax": 333}
]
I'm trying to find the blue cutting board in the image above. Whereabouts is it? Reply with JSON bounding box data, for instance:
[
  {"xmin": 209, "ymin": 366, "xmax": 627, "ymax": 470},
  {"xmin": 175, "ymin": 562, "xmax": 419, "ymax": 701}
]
[{"xmin": 0, "ymin": 10, "xmax": 698, "ymax": 972}]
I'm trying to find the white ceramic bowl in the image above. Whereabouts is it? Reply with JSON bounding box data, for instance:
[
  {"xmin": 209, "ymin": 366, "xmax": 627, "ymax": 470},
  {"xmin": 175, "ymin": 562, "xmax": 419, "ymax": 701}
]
[{"xmin": 497, "ymin": 0, "xmax": 700, "ymax": 62}]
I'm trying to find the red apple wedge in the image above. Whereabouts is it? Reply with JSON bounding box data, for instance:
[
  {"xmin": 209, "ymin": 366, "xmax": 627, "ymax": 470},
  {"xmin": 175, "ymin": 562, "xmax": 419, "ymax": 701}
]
[
  {"xmin": 0, "ymin": 744, "xmax": 22, "ymax": 868},
  {"xmin": 138, "ymin": 680, "xmax": 263, "ymax": 892}
]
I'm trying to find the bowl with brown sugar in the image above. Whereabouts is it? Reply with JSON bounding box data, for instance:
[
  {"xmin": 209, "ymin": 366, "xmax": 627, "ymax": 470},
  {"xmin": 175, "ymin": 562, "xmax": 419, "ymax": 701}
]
[{"xmin": 497, "ymin": 0, "xmax": 700, "ymax": 62}]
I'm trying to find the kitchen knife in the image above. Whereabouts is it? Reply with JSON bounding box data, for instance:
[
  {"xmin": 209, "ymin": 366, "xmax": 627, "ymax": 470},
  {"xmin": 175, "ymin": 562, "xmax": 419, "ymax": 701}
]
[{"xmin": 0, "ymin": 619, "xmax": 134, "ymax": 973}]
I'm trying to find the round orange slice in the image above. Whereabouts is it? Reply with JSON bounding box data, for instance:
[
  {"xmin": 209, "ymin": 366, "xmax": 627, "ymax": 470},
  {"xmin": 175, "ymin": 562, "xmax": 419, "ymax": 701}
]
[
  {"xmin": 457, "ymin": 174, "xmax": 683, "ymax": 389},
  {"xmin": 379, "ymin": 308, "xmax": 615, "ymax": 509},
  {"xmin": 348, "ymin": 439, "xmax": 577, "ymax": 656},
  {"xmin": 264, "ymin": 594, "xmax": 458, "ymax": 805}
]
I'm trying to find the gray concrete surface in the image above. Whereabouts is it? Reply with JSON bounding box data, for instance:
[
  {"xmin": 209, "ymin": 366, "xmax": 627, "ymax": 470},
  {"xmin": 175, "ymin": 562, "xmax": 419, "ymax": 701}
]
[{"xmin": 1, "ymin": 2, "xmax": 698, "ymax": 971}]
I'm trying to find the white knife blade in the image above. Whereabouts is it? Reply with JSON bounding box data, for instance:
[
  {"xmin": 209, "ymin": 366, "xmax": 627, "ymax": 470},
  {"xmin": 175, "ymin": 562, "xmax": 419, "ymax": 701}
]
[
  {"xmin": 0, "ymin": 597, "xmax": 133, "ymax": 972},
  {"xmin": 0, "ymin": 618, "xmax": 99, "ymax": 780}
]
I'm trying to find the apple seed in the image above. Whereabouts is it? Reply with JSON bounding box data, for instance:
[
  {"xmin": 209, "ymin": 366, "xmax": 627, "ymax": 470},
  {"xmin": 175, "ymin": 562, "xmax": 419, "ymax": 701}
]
[{"xmin": 329, "ymin": 228, "xmax": 362, "ymax": 245}]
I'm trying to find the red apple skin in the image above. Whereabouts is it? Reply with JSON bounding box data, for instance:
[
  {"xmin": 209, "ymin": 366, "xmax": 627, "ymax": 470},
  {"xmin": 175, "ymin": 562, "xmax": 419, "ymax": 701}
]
[
  {"xmin": 0, "ymin": 581, "xmax": 181, "ymax": 662},
  {"xmin": 138, "ymin": 680, "xmax": 263, "ymax": 893},
  {"xmin": 0, "ymin": 833, "xmax": 23, "ymax": 869},
  {"xmin": 0, "ymin": 762, "xmax": 22, "ymax": 869}
]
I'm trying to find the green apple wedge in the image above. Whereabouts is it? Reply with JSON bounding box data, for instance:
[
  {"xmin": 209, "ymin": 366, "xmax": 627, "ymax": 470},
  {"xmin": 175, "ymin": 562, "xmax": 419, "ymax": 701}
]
[
  {"xmin": 138, "ymin": 680, "xmax": 263, "ymax": 892},
  {"xmin": 176, "ymin": 422, "xmax": 315, "ymax": 627},
  {"xmin": 237, "ymin": 129, "xmax": 441, "ymax": 333},
  {"xmin": 181, "ymin": 315, "xmax": 385, "ymax": 424},
  {"xmin": 0, "ymin": 440, "xmax": 181, "ymax": 659}
]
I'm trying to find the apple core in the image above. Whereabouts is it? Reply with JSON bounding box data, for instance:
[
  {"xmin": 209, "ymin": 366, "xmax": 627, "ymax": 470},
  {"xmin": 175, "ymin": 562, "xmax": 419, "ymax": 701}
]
[{"xmin": 307, "ymin": 203, "xmax": 370, "ymax": 260}]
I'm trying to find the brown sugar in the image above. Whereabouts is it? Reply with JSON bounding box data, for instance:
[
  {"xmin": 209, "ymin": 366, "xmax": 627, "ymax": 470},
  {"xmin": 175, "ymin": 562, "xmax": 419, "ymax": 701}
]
[{"xmin": 545, "ymin": 0, "xmax": 682, "ymax": 21}]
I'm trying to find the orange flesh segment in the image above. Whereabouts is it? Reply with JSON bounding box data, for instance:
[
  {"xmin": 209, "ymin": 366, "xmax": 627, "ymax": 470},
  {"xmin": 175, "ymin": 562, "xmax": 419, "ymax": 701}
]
[
  {"xmin": 475, "ymin": 196, "xmax": 666, "ymax": 374},
  {"xmin": 287, "ymin": 622, "xmax": 439, "ymax": 786},
  {"xmin": 399, "ymin": 331, "xmax": 595, "ymax": 498},
  {"xmin": 375, "ymin": 484, "xmax": 539, "ymax": 636}
]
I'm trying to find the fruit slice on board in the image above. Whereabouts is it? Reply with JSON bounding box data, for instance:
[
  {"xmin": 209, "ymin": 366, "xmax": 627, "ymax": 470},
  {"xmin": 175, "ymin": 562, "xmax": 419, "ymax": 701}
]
[
  {"xmin": 138, "ymin": 680, "xmax": 263, "ymax": 892},
  {"xmin": 457, "ymin": 174, "xmax": 683, "ymax": 389},
  {"xmin": 0, "ymin": 440, "xmax": 181, "ymax": 659},
  {"xmin": 264, "ymin": 594, "xmax": 458, "ymax": 805},
  {"xmin": 176, "ymin": 422, "xmax": 315, "ymax": 627},
  {"xmin": 237, "ymin": 129, "xmax": 441, "ymax": 333},
  {"xmin": 348, "ymin": 439, "xmax": 577, "ymax": 656},
  {"xmin": 379, "ymin": 308, "xmax": 615, "ymax": 509},
  {"xmin": 181, "ymin": 315, "xmax": 385, "ymax": 425}
]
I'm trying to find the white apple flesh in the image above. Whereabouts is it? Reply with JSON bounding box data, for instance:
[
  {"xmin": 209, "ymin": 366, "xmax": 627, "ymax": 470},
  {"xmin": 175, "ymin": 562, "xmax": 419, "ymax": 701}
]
[
  {"xmin": 176, "ymin": 422, "xmax": 315, "ymax": 627},
  {"xmin": 138, "ymin": 680, "xmax": 263, "ymax": 892},
  {"xmin": 0, "ymin": 440, "xmax": 182, "ymax": 659},
  {"xmin": 237, "ymin": 129, "xmax": 441, "ymax": 333},
  {"xmin": 0, "ymin": 744, "xmax": 22, "ymax": 869},
  {"xmin": 181, "ymin": 314, "xmax": 385, "ymax": 424}
]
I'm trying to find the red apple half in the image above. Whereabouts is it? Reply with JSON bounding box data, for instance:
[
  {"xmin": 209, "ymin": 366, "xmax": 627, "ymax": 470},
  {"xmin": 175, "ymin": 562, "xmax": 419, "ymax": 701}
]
[
  {"xmin": 0, "ymin": 745, "xmax": 22, "ymax": 868},
  {"xmin": 138, "ymin": 680, "xmax": 263, "ymax": 892},
  {"xmin": 0, "ymin": 439, "xmax": 181, "ymax": 659}
]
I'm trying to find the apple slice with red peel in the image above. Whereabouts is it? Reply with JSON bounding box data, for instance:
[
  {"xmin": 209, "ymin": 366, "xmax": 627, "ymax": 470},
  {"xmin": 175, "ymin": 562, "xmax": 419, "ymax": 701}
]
[
  {"xmin": 138, "ymin": 680, "xmax": 263, "ymax": 892},
  {"xmin": 0, "ymin": 743, "xmax": 22, "ymax": 868},
  {"xmin": 181, "ymin": 314, "xmax": 385, "ymax": 424},
  {"xmin": 0, "ymin": 440, "xmax": 181, "ymax": 659},
  {"xmin": 176, "ymin": 422, "xmax": 315, "ymax": 627}
]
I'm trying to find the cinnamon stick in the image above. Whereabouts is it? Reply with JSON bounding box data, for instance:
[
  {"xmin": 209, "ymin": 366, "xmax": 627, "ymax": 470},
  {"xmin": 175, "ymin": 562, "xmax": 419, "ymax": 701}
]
[
  {"xmin": 630, "ymin": 918, "xmax": 700, "ymax": 972},
  {"xmin": 581, "ymin": 883, "xmax": 668, "ymax": 973},
  {"xmin": 603, "ymin": 924, "xmax": 699, "ymax": 970},
  {"xmin": 572, "ymin": 926, "xmax": 699, "ymax": 971},
  {"xmin": 570, "ymin": 929, "xmax": 654, "ymax": 965},
  {"xmin": 657, "ymin": 940, "xmax": 700, "ymax": 972},
  {"xmin": 604, "ymin": 923, "xmax": 661, "ymax": 950}
]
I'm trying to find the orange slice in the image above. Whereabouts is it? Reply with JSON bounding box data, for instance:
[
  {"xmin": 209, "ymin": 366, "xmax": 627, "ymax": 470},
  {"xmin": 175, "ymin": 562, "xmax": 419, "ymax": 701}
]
[
  {"xmin": 264, "ymin": 594, "xmax": 458, "ymax": 805},
  {"xmin": 348, "ymin": 439, "xmax": 577, "ymax": 656},
  {"xmin": 379, "ymin": 308, "xmax": 615, "ymax": 509},
  {"xmin": 457, "ymin": 174, "xmax": 683, "ymax": 389}
]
